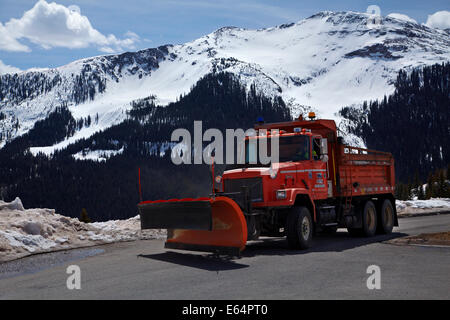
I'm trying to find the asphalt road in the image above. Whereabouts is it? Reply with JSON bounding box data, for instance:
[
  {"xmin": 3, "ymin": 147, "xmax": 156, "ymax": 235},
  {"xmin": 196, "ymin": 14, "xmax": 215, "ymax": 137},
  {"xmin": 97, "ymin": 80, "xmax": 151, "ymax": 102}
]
[{"xmin": 1, "ymin": 214, "xmax": 449, "ymax": 299}]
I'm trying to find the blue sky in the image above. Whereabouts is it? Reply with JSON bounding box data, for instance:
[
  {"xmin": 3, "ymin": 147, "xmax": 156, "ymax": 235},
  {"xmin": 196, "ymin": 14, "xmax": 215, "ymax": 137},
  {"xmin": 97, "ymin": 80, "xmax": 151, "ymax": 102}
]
[{"xmin": 0, "ymin": 0, "xmax": 449, "ymax": 72}]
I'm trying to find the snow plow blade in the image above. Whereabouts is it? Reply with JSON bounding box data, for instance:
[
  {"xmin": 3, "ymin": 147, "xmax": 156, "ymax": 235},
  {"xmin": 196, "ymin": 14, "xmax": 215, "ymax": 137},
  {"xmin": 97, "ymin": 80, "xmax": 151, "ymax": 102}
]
[{"xmin": 138, "ymin": 197, "xmax": 247, "ymax": 256}]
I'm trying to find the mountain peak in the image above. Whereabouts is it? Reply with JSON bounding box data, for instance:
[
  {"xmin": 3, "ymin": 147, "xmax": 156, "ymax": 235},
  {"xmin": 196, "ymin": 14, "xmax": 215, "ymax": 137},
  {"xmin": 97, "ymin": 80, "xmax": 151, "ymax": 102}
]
[
  {"xmin": 1, "ymin": 10, "xmax": 449, "ymax": 149},
  {"xmin": 215, "ymin": 26, "xmax": 241, "ymax": 32},
  {"xmin": 305, "ymin": 10, "xmax": 423, "ymax": 28}
]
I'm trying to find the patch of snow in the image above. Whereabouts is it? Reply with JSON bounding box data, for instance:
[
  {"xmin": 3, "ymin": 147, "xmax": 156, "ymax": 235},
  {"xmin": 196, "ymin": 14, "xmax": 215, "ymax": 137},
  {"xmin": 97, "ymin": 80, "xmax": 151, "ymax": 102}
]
[
  {"xmin": 55, "ymin": 237, "xmax": 69, "ymax": 244},
  {"xmin": 396, "ymin": 198, "xmax": 450, "ymax": 216},
  {"xmin": 0, "ymin": 197, "xmax": 25, "ymax": 211},
  {"xmin": 0, "ymin": 197, "xmax": 166, "ymax": 262},
  {"xmin": 396, "ymin": 198, "xmax": 450, "ymax": 210},
  {"xmin": 86, "ymin": 231, "xmax": 113, "ymax": 242},
  {"xmin": 72, "ymin": 147, "xmax": 124, "ymax": 162},
  {"xmin": 0, "ymin": 229, "xmax": 57, "ymax": 253}
]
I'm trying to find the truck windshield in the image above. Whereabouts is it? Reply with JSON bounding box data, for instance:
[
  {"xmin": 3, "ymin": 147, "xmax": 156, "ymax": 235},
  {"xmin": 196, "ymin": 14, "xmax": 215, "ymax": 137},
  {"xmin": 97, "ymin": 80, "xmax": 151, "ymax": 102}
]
[{"xmin": 245, "ymin": 135, "xmax": 310, "ymax": 165}]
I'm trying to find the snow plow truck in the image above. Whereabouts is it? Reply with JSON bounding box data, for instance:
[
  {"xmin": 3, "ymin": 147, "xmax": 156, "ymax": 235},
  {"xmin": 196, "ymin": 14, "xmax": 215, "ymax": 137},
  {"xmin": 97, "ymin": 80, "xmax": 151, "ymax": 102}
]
[{"xmin": 138, "ymin": 113, "xmax": 397, "ymax": 255}]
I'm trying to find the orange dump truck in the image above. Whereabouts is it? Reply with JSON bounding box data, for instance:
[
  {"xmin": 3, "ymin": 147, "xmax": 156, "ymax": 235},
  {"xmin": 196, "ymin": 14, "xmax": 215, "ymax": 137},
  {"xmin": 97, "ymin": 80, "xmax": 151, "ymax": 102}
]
[{"xmin": 138, "ymin": 114, "xmax": 397, "ymax": 255}]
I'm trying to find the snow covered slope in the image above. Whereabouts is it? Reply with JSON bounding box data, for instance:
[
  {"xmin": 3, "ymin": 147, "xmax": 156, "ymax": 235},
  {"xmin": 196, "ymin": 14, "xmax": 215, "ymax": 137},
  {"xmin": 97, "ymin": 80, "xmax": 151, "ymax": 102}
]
[{"xmin": 1, "ymin": 11, "xmax": 449, "ymax": 150}]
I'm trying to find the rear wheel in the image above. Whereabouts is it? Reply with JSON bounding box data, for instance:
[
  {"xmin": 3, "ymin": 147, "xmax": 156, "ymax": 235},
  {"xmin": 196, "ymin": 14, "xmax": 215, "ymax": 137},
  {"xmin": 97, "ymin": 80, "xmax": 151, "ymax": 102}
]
[
  {"xmin": 362, "ymin": 200, "xmax": 377, "ymax": 237},
  {"xmin": 347, "ymin": 200, "xmax": 377, "ymax": 237},
  {"xmin": 286, "ymin": 206, "xmax": 313, "ymax": 249},
  {"xmin": 377, "ymin": 199, "xmax": 394, "ymax": 234}
]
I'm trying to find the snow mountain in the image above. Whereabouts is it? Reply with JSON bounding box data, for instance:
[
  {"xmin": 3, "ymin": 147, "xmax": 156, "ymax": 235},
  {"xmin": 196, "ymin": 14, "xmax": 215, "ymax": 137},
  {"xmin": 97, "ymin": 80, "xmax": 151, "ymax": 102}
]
[{"xmin": 0, "ymin": 11, "xmax": 449, "ymax": 152}]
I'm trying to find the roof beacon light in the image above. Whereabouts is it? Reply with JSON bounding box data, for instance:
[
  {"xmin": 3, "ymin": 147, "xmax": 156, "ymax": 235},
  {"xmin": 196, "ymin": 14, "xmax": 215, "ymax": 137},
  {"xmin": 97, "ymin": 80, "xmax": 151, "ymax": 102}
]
[
  {"xmin": 294, "ymin": 127, "xmax": 302, "ymax": 133},
  {"xmin": 257, "ymin": 116, "xmax": 265, "ymax": 124},
  {"xmin": 308, "ymin": 112, "xmax": 316, "ymax": 120}
]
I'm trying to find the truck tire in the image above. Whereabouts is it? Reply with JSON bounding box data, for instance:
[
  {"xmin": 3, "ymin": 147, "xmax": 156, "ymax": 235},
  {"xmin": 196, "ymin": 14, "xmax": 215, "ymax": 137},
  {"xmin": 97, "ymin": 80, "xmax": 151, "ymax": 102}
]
[
  {"xmin": 377, "ymin": 199, "xmax": 394, "ymax": 234},
  {"xmin": 286, "ymin": 206, "xmax": 313, "ymax": 249},
  {"xmin": 362, "ymin": 200, "xmax": 377, "ymax": 237}
]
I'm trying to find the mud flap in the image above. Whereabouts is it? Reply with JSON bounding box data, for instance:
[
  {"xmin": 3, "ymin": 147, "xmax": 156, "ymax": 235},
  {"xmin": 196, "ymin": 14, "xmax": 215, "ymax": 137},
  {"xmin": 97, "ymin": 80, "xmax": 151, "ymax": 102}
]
[{"xmin": 138, "ymin": 197, "xmax": 247, "ymax": 255}]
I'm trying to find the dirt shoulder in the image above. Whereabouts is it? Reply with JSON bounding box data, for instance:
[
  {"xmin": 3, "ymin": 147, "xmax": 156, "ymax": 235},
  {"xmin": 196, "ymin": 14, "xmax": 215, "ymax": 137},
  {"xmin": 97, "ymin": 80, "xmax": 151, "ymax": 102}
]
[
  {"xmin": 397, "ymin": 208, "xmax": 450, "ymax": 218},
  {"xmin": 387, "ymin": 231, "xmax": 450, "ymax": 247}
]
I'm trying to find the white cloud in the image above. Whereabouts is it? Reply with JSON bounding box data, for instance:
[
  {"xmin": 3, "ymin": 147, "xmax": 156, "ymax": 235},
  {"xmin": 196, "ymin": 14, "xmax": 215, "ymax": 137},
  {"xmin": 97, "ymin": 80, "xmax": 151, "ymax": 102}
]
[
  {"xmin": 387, "ymin": 13, "xmax": 417, "ymax": 24},
  {"xmin": 99, "ymin": 47, "xmax": 116, "ymax": 54},
  {"xmin": 0, "ymin": 60, "xmax": 22, "ymax": 75},
  {"xmin": 0, "ymin": 23, "xmax": 31, "ymax": 52},
  {"xmin": 425, "ymin": 11, "xmax": 450, "ymax": 29},
  {"xmin": 0, "ymin": 0, "xmax": 140, "ymax": 53}
]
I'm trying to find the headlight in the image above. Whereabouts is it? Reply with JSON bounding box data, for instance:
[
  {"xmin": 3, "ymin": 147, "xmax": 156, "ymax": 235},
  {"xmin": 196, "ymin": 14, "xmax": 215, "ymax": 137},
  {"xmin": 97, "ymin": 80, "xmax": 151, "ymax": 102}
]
[
  {"xmin": 276, "ymin": 190, "xmax": 286, "ymax": 200},
  {"xmin": 215, "ymin": 175, "xmax": 222, "ymax": 183}
]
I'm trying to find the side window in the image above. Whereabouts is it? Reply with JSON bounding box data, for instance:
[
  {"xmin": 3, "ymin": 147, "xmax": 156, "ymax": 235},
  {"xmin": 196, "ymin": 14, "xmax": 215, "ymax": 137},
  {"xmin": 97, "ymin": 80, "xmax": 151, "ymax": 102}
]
[{"xmin": 313, "ymin": 138, "xmax": 321, "ymax": 161}]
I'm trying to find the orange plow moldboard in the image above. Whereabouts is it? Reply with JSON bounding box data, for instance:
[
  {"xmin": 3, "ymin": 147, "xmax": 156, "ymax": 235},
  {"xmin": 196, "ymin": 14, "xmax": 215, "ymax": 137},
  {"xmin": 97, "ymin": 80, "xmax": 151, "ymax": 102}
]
[{"xmin": 138, "ymin": 196, "xmax": 248, "ymax": 255}]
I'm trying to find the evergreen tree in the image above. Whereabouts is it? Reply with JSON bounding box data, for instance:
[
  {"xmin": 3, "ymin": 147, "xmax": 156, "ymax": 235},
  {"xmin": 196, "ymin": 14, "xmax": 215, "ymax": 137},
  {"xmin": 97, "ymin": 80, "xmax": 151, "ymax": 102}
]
[
  {"xmin": 436, "ymin": 169, "xmax": 447, "ymax": 198},
  {"xmin": 425, "ymin": 173, "xmax": 434, "ymax": 199},
  {"xmin": 340, "ymin": 62, "xmax": 449, "ymax": 183},
  {"xmin": 79, "ymin": 208, "xmax": 91, "ymax": 223},
  {"xmin": 406, "ymin": 179, "xmax": 413, "ymax": 200},
  {"xmin": 413, "ymin": 171, "xmax": 420, "ymax": 193},
  {"xmin": 417, "ymin": 183, "xmax": 425, "ymax": 200}
]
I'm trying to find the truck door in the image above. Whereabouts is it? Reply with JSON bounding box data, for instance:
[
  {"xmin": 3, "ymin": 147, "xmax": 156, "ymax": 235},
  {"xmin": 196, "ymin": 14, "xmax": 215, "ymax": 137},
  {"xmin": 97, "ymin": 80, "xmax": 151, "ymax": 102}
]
[
  {"xmin": 294, "ymin": 135, "xmax": 310, "ymax": 190},
  {"xmin": 310, "ymin": 136, "xmax": 328, "ymax": 199}
]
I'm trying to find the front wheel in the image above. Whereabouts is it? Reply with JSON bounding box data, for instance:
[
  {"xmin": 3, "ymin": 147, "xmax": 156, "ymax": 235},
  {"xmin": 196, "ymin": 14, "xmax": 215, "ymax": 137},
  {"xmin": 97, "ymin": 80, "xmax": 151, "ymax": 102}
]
[{"xmin": 286, "ymin": 206, "xmax": 313, "ymax": 249}]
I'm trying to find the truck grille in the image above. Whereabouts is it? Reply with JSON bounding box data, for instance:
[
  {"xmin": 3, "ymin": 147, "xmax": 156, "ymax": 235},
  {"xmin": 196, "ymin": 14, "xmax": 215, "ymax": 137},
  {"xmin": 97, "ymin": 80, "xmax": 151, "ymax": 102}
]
[{"xmin": 223, "ymin": 177, "xmax": 263, "ymax": 202}]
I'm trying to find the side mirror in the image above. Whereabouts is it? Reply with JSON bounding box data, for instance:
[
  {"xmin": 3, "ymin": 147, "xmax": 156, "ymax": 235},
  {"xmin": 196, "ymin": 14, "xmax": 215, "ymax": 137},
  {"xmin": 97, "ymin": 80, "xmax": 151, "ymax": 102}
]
[
  {"xmin": 320, "ymin": 154, "xmax": 329, "ymax": 163},
  {"xmin": 320, "ymin": 138, "xmax": 328, "ymax": 156}
]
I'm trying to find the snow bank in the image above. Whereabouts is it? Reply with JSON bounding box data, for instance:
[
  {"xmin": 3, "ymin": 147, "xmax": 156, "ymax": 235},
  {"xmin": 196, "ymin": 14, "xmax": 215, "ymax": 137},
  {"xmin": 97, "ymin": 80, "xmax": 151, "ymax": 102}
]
[
  {"xmin": 0, "ymin": 197, "xmax": 25, "ymax": 211},
  {"xmin": 0, "ymin": 198, "xmax": 166, "ymax": 262},
  {"xmin": 396, "ymin": 198, "xmax": 450, "ymax": 215}
]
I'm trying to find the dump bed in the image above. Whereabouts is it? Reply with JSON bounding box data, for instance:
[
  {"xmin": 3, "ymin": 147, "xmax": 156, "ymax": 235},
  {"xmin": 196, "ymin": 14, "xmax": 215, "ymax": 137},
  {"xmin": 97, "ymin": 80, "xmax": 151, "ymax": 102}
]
[{"xmin": 335, "ymin": 144, "xmax": 395, "ymax": 198}]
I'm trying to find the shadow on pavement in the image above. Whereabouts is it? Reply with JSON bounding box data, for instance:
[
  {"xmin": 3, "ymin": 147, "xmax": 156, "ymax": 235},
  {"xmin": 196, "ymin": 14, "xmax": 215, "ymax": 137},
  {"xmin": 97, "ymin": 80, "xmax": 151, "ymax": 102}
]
[
  {"xmin": 242, "ymin": 230, "xmax": 409, "ymax": 257},
  {"xmin": 138, "ymin": 230, "xmax": 407, "ymax": 269},
  {"xmin": 138, "ymin": 251, "xmax": 249, "ymax": 271}
]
